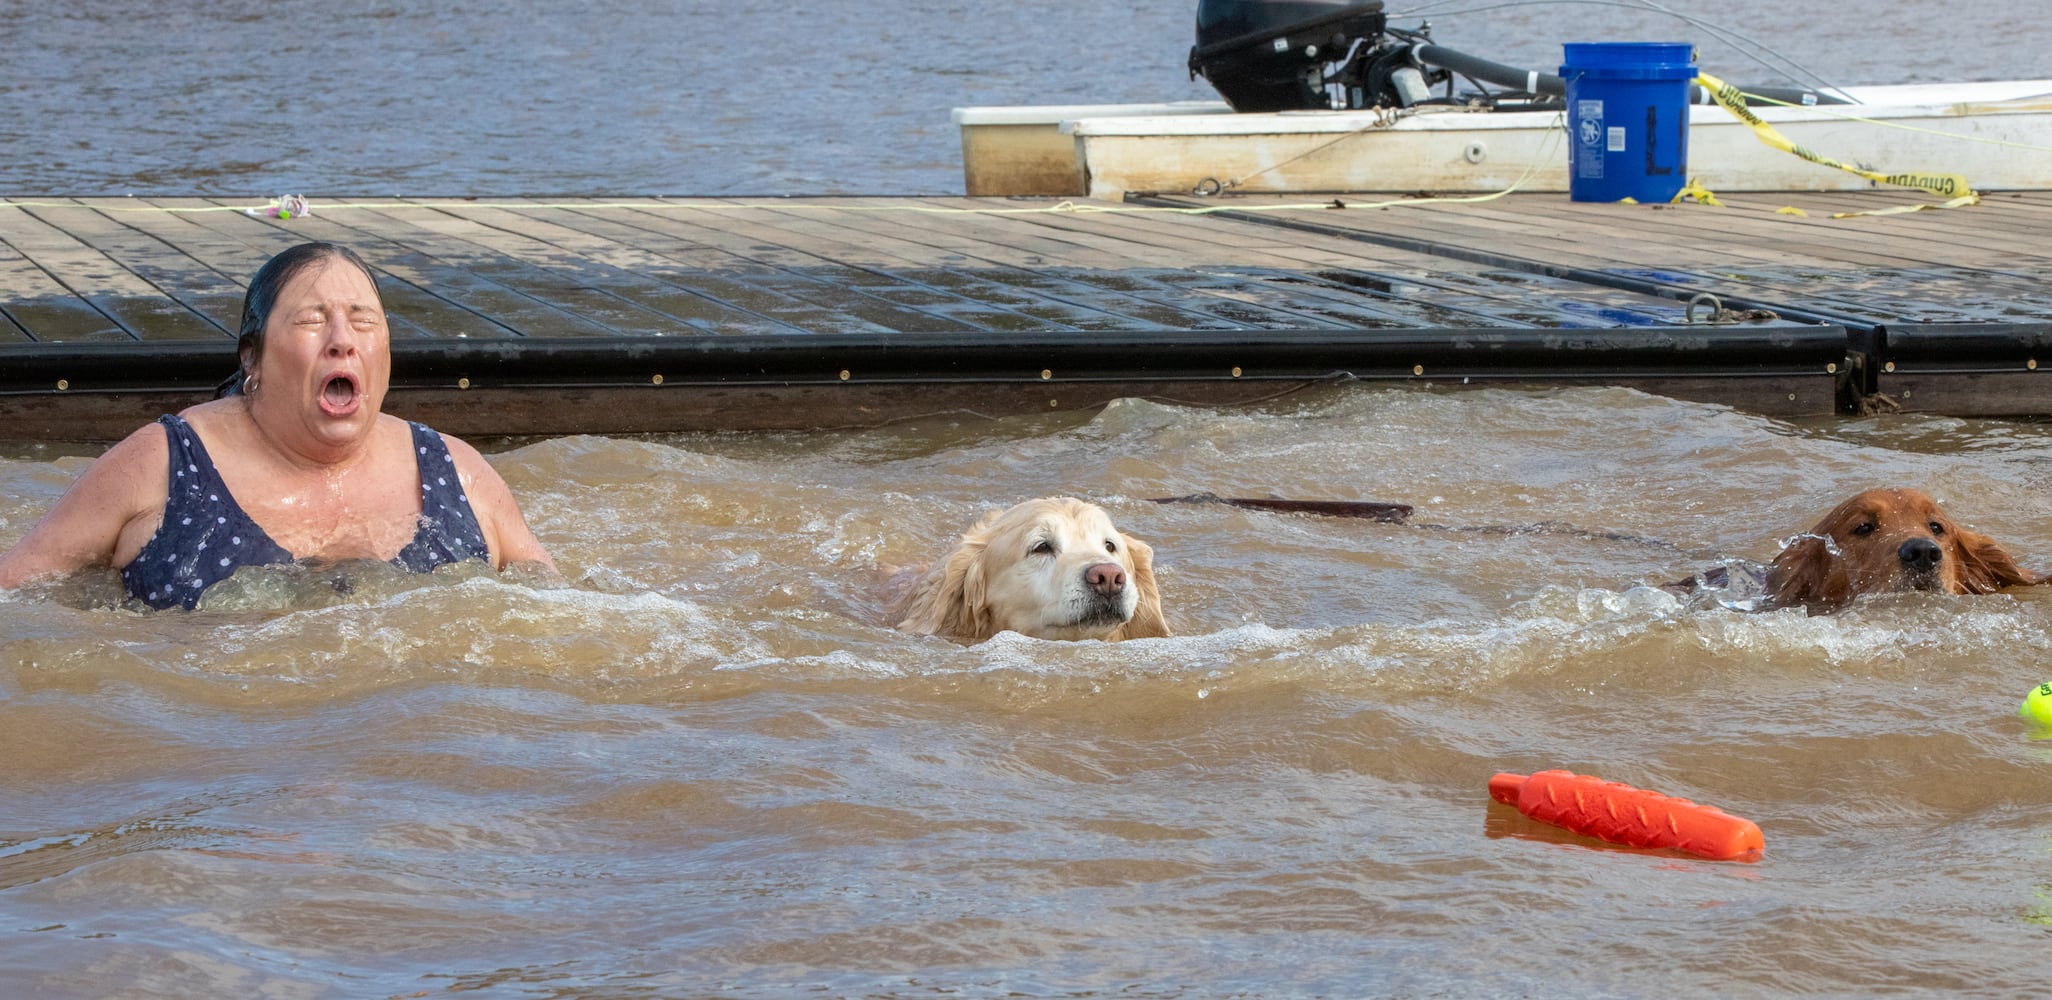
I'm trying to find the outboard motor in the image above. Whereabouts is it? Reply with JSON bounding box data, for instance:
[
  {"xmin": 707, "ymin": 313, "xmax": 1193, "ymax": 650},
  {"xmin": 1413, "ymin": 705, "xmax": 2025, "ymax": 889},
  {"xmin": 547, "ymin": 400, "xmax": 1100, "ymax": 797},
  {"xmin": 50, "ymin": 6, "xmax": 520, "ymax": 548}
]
[
  {"xmin": 1188, "ymin": 0, "xmax": 1389, "ymax": 111},
  {"xmin": 1189, "ymin": 0, "xmax": 1847, "ymax": 114}
]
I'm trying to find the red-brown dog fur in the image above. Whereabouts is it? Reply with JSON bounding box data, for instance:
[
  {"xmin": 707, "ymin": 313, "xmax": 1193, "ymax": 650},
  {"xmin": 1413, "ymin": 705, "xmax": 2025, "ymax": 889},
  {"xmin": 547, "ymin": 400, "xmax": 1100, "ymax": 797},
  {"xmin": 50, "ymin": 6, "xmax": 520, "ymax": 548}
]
[{"xmin": 1763, "ymin": 488, "xmax": 2042, "ymax": 613}]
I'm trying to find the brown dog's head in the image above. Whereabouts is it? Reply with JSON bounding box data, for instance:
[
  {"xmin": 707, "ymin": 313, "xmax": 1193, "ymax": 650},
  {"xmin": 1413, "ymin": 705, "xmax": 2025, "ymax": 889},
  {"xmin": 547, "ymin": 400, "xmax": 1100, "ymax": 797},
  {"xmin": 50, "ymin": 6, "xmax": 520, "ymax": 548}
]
[
  {"xmin": 1765, "ymin": 488, "xmax": 2041, "ymax": 612},
  {"xmin": 893, "ymin": 497, "xmax": 1169, "ymax": 643}
]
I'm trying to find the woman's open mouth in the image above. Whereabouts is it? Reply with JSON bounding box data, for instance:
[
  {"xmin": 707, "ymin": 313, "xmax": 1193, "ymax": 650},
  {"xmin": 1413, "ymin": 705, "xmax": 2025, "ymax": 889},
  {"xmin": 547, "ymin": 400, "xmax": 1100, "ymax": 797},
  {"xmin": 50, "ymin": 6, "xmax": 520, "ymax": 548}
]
[{"xmin": 318, "ymin": 372, "xmax": 362, "ymax": 417}]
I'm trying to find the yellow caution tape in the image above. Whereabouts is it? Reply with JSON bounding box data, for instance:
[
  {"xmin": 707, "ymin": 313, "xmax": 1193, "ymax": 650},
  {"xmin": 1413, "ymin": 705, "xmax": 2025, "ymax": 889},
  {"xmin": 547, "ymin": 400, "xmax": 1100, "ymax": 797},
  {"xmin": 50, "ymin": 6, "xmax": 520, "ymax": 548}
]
[
  {"xmin": 1826, "ymin": 193, "xmax": 1980, "ymax": 218},
  {"xmin": 1673, "ymin": 180, "xmax": 1723, "ymax": 207},
  {"xmin": 1694, "ymin": 71, "xmax": 1979, "ymax": 205}
]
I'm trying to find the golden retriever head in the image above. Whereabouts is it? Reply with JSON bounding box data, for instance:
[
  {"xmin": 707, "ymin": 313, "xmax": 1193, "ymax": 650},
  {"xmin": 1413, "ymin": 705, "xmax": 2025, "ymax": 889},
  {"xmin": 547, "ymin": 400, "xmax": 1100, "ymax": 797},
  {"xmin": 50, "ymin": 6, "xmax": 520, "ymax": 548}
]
[
  {"xmin": 893, "ymin": 497, "xmax": 1168, "ymax": 643},
  {"xmin": 1766, "ymin": 488, "xmax": 2041, "ymax": 612}
]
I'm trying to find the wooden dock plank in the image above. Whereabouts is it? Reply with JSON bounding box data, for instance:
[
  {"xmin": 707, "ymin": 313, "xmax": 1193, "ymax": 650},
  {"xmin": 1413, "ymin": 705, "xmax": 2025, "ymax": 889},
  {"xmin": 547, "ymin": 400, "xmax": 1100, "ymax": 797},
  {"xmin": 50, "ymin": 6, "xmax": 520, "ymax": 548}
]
[
  {"xmin": 0, "ymin": 200, "xmax": 223, "ymax": 342},
  {"xmin": 213, "ymin": 199, "xmax": 618, "ymax": 339},
  {"xmin": 293, "ymin": 201, "xmax": 695, "ymax": 339},
  {"xmin": 1333, "ymin": 191, "xmax": 2049, "ymax": 275},
  {"xmin": 726, "ymin": 200, "xmax": 1332, "ymax": 330},
  {"xmin": 1730, "ymin": 188, "xmax": 2052, "ymax": 231},
  {"xmin": 518, "ymin": 200, "xmax": 909, "ymax": 335},
  {"xmin": 1140, "ymin": 193, "xmax": 2052, "ymax": 327},
  {"xmin": 1353, "ymin": 201, "xmax": 1973, "ymax": 304},
  {"xmin": 993, "ymin": 199, "xmax": 1688, "ymax": 329},
  {"xmin": 20, "ymin": 200, "xmax": 241, "ymax": 338},
  {"xmin": 586, "ymin": 198, "xmax": 1089, "ymax": 335},
  {"xmin": 814, "ymin": 198, "xmax": 1456, "ymax": 331},
  {"xmin": 0, "ymin": 226, "xmax": 125, "ymax": 343},
  {"xmin": 127, "ymin": 199, "xmax": 449, "ymax": 341},
  {"xmin": 1342, "ymin": 200, "xmax": 1840, "ymax": 270},
  {"xmin": 1192, "ymin": 194, "xmax": 1869, "ymax": 275},
  {"xmin": 674, "ymin": 199, "xmax": 1107, "ymax": 333},
  {"xmin": 605, "ymin": 199, "xmax": 998, "ymax": 333},
  {"xmin": 851, "ymin": 198, "xmax": 1415, "ymax": 329},
  {"xmin": 680, "ymin": 198, "xmax": 1174, "ymax": 333},
  {"xmin": 1432, "ymin": 198, "xmax": 2052, "ymax": 320},
  {"xmin": 375, "ymin": 201, "xmax": 811, "ymax": 336},
  {"xmin": 1550, "ymin": 198, "xmax": 2045, "ymax": 274},
  {"xmin": 723, "ymin": 197, "xmax": 1307, "ymax": 331},
  {"xmin": 164, "ymin": 199, "xmax": 480, "ymax": 336}
]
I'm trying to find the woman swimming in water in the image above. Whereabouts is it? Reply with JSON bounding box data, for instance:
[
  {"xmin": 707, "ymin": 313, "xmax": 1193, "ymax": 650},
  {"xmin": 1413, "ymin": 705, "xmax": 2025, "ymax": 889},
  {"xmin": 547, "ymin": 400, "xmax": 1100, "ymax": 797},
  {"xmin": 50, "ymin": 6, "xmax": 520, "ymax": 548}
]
[{"xmin": 0, "ymin": 242, "xmax": 556, "ymax": 608}]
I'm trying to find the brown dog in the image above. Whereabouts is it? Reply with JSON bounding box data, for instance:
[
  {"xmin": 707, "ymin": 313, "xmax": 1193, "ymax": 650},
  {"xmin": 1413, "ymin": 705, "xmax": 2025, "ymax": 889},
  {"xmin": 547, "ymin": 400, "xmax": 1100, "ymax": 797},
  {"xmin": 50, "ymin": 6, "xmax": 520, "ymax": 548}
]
[
  {"xmin": 1759, "ymin": 488, "xmax": 2042, "ymax": 612},
  {"xmin": 892, "ymin": 497, "xmax": 1169, "ymax": 643}
]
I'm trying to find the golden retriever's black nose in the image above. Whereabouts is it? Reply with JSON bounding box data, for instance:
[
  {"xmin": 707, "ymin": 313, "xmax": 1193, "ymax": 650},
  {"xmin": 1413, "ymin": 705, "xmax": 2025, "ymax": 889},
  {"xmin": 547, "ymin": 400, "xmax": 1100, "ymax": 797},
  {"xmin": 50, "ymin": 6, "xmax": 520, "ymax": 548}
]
[
  {"xmin": 1084, "ymin": 562, "xmax": 1127, "ymax": 596},
  {"xmin": 1899, "ymin": 537, "xmax": 1943, "ymax": 573}
]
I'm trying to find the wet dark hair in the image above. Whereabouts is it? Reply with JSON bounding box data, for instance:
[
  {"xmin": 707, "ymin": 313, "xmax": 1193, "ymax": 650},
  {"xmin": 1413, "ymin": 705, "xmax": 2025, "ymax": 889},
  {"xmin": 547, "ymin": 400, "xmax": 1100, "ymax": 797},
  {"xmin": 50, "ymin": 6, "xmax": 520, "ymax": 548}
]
[{"xmin": 215, "ymin": 242, "xmax": 384, "ymax": 398}]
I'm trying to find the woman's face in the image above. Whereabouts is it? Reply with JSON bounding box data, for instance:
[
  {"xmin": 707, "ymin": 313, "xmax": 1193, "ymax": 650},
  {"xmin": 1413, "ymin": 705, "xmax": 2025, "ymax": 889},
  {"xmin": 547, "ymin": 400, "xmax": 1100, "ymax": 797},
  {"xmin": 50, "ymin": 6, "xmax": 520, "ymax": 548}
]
[{"xmin": 251, "ymin": 257, "xmax": 391, "ymax": 458}]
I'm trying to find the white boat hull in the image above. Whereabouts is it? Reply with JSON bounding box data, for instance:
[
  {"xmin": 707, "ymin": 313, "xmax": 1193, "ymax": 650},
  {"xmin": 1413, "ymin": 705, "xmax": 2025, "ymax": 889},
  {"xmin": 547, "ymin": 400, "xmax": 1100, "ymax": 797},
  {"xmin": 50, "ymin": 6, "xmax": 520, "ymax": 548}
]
[{"xmin": 955, "ymin": 81, "xmax": 2052, "ymax": 199}]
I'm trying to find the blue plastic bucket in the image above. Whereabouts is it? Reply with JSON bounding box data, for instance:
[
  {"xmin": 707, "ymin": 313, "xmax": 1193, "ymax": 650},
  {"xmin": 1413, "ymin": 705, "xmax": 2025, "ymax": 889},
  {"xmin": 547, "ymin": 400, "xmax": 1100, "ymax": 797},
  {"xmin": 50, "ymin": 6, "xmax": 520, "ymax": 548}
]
[{"xmin": 1560, "ymin": 42, "xmax": 1695, "ymax": 202}]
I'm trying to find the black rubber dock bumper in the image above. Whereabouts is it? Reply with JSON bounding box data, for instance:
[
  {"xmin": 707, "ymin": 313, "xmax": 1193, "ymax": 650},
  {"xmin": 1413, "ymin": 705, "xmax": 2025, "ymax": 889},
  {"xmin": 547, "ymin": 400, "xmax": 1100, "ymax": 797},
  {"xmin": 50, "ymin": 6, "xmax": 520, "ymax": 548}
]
[
  {"xmin": 0, "ymin": 325, "xmax": 1852, "ymax": 441},
  {"xmin": 1862, "ymin": 323, "xmax": 2052, "ymax": 417}
]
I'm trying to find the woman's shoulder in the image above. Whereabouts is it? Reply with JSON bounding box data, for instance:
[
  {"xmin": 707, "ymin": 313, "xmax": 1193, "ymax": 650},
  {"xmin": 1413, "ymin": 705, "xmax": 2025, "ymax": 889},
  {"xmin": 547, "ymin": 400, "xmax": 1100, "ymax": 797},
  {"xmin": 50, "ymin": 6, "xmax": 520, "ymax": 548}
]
[
  {"xmin": 173, "ymin": 398, "xmax": 250, "ymax": 442},
  {"xmin": 391, "ymin": 418, "xmax": 513, "ymax": 495},
  {"xmin": 176, "ymin": 397, "xmax": 242, "ymax": 421},
  {"xmin": 99, "ymin": 413, "xmax": 176, "ymax": 473},
  {"xmin": 402, "ymin": 418, "xmax": 487, "ymax": 465},
  {"xmin": 57, "ymin": 413, "xmax": 176, "ymax": 518}
]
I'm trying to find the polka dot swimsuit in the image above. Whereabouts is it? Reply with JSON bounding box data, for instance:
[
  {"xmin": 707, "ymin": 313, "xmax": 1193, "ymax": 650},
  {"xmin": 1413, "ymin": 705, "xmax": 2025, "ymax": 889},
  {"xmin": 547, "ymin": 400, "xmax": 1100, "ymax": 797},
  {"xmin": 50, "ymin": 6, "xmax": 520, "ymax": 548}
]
[{"xmin": 122, "ymin": 415, "xmax": 489, "ymax": 609}]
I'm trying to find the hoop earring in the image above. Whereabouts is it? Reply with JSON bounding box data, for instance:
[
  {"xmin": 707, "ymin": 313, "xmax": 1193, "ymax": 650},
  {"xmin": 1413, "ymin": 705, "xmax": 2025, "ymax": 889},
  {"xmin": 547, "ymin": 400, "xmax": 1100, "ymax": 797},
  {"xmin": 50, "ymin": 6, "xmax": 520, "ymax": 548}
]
[{"xmin": 242, "ymin": 373, "xmax": 259, "ymax": 396}]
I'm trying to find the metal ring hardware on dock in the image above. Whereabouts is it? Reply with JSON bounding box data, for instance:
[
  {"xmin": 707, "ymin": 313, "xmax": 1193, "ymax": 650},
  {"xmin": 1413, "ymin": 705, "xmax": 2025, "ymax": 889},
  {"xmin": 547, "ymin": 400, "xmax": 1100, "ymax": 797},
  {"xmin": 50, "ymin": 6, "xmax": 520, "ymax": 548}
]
[{"xmin": 1686, "ymin": 292, "xmax": 1781, "ymax": 325}]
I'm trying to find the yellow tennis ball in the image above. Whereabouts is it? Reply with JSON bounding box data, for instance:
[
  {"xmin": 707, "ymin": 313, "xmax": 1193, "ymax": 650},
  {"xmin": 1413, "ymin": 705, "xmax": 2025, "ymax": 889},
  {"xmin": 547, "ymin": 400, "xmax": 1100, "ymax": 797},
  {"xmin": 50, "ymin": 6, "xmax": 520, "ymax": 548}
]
[{"xmin": 2020, "ymin": 682, "xmax": 2052, "ymax": 727}]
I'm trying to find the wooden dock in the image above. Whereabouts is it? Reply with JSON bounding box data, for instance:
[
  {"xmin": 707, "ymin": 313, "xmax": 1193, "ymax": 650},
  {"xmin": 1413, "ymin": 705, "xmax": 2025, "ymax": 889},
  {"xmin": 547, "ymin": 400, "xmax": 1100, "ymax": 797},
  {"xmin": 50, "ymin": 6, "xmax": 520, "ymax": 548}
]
[{"xmin": 3, "ymin": 191, "xmax": 2050, "ymax": 441}]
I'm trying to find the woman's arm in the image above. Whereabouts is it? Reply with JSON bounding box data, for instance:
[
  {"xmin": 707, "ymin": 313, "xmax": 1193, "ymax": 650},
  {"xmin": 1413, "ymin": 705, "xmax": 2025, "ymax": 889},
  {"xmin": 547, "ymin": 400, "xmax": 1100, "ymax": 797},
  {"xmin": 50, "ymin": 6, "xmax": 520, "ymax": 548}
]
[
  {"xmin": 0, "ymin": 424, "xmax": 170, "ymax": 589},
  {"xmin": 441, "ymin": 433, "xmax": 558, "ymax": 574}
]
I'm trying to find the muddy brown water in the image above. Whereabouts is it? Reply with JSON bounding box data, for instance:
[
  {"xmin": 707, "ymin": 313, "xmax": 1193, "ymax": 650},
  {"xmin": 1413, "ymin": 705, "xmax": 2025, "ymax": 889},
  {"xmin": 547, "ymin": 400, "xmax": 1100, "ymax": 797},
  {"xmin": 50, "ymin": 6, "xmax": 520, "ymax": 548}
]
[{"xmin": 6, "ymin": 385, "xmax": 2052, "ymax": 996}]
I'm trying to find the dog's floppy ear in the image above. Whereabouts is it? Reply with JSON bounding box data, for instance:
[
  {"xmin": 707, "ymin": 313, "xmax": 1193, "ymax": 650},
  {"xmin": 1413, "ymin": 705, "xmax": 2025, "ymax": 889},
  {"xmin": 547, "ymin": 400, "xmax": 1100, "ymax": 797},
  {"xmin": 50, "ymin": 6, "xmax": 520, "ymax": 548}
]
[
  {"xmin": 948, "ymin": 537, "xmax": 993, "ymax": 640},
  {"xmin": 1106, "ymin": 533, "xmax": 1170, "ymax": 640},
  {"xmin": 1951, "ymin": 527, "xmax": 2044, "ymax": 593},
  {"xmin": 894, "ymin": 514, "xmax": 997, "ymax": 641},
  {"xmin": 1765, "ymin": 535, "xmax": 1852, "ymax": 613}
]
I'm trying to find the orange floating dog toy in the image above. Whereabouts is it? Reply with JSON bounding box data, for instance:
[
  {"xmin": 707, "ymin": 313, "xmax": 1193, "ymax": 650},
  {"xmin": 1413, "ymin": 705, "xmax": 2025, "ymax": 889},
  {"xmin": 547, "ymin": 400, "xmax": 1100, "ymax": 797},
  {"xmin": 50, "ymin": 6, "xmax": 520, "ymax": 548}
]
[{"xmin": 1488, "ymin": 769, "xmax": 1765, "ymax": 862}]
